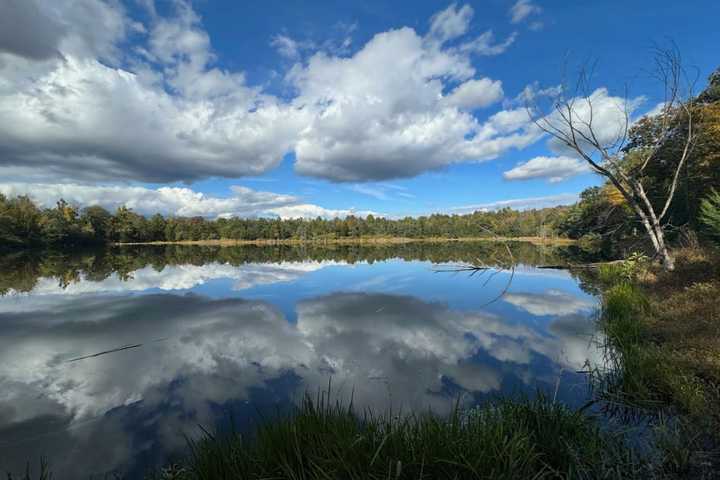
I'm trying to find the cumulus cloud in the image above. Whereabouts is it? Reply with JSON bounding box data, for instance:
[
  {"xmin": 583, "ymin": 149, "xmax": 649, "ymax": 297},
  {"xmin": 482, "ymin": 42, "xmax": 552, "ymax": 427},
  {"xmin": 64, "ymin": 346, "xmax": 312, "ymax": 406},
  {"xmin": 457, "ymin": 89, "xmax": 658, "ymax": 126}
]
[
  {"xmin": 510, "ymin": 0, "xmax": 542, "ymax": 24},
  {"xmin": 0, "ymin": 0, "xmax": 305, "ymax": 183},
  {"xmin": 0, "ymin": 182, "xmax": 375, "ymax": 219},
  {"xmin": 0, "ymin": 0, "xmax": 130, "ymax": 63},
  {"xmin": 0, "ymin": 1, "xmax": 540, "ymax": 184},
  {"xmin": 503, "ymin": 156, "xmax": 590, "ymax": 182},
  {"xmin": 0, "ymin": 0, "xmax": 66, "ymax": 60},
  {"xmin": 443, "ymin": 77, "xmax": 504, "ymax": 110},
  {"xmin": 543, "ymin": 88, "xmax": 645, "ymax": 157},
  {"xmin": 287, "ymin": 12, "xmax": 532, "ymax": 182}
]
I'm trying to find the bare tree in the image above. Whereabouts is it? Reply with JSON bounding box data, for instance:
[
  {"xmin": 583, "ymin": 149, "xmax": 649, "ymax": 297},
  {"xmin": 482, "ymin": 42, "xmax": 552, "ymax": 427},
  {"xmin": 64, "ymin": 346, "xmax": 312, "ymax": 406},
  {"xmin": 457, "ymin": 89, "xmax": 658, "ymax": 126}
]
[{"xmin": 528, "ymin": 48, "xmax": 697, "ymax": 270}]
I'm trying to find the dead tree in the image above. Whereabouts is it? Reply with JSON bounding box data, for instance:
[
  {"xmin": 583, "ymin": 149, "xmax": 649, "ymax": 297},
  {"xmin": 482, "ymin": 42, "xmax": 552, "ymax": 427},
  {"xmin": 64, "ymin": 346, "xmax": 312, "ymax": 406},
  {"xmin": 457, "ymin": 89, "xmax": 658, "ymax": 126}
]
[{"xmin": 528, "ymin": 48, "xmax": 697, "ymax": 270}]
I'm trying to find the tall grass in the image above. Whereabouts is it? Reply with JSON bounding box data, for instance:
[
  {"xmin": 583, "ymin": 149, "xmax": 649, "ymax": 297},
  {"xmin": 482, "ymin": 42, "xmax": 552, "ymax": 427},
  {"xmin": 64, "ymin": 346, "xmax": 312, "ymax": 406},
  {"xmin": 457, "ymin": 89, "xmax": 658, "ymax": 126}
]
[
  {"xmin": 588, "ymin": 260, "xmax": 718, "ymax": 476},
  {"xmin": 593, "ymin": 279, "xmax": 708, "ymax": 416},
  {"xmin": 147, "ymin": 391, "xmax": 644, "ymax": 480}
]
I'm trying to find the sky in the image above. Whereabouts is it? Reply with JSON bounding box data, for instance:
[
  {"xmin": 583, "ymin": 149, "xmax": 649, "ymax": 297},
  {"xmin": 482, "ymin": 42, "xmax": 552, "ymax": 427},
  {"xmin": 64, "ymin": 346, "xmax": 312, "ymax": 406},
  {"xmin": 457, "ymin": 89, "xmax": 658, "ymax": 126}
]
[{"xmin": 0, "ymin": 0, "xmax": 718, "ymax": 219}]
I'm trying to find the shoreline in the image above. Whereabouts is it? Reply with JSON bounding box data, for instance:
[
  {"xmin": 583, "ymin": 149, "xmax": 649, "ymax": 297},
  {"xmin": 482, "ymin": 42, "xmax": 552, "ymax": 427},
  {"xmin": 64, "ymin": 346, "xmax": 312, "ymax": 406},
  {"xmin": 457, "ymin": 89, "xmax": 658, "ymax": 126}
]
[{"xmin": 113, "ymin": 236, "xmax": 576, "ymax": 247}]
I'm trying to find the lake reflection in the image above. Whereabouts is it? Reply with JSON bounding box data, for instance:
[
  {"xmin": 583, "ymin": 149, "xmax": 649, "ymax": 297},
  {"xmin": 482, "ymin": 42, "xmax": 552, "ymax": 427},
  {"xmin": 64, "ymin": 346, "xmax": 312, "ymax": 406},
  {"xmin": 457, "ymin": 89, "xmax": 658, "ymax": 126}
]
[{"xmin": 0, "ymin": 243, "xmax": 600, "ymax": 479}]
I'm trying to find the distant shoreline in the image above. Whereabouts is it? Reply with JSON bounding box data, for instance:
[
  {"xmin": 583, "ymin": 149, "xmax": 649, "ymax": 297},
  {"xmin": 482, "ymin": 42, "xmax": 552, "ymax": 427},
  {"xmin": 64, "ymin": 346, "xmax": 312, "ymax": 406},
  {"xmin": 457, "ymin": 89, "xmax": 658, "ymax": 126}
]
[{"xmin": 113, "ymin": 236, "xmax": 576, "ymax": 247}]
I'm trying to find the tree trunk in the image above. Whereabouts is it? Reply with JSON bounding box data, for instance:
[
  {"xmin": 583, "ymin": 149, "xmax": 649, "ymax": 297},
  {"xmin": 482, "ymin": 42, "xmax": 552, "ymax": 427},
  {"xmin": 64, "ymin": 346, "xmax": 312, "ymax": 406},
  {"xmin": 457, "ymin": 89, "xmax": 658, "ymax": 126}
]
[
  {"xmin": 652, "ymin": 223, "xmax": 675, "ymax": 271},
  {"xmin": 630, "ymin": 195, "xmax": 675, "ymax": 271},
  {"xmin": 637, "ymin": 212, "xmax": 675, "ymax": 270}
]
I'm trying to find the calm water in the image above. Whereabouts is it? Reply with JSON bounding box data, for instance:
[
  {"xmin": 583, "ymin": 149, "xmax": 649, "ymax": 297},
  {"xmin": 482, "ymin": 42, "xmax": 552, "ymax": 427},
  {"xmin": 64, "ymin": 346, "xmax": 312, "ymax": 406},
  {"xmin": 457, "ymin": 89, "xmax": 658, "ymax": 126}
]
[{"xmin": 0, "ymin": 243, "xmax": 602, "ymax": 478}]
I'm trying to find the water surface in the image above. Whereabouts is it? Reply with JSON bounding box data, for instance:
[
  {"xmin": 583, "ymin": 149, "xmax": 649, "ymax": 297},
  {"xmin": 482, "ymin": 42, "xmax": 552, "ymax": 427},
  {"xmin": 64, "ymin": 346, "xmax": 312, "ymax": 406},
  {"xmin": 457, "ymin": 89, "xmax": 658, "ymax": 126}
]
[{"xmin": 0, "ymin": 242, "xmax": 601, "ymax": 478}]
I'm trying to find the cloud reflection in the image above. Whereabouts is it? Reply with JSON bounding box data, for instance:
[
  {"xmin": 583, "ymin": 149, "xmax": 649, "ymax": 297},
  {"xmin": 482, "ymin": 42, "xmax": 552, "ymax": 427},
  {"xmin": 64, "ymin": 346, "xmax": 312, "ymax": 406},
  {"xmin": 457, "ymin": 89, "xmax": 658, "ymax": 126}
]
[
  {"xmin": 0, "ymin": 289, "xmax": 600, "ymax": 478},
  {"xmin": 2, "ymin": 261, "xmax": 343, "ymax": 300},
  {"xmin": 504, "ymin": 289, "xmax": 597, "ymax": 316}
]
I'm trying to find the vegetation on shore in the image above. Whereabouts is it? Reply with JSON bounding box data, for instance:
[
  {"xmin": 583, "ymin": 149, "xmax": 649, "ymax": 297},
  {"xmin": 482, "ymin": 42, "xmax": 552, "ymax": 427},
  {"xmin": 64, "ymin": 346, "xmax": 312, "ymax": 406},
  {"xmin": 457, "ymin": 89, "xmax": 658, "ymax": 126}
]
[
  {"xmin": 589, "ymin": 247, "xmax": 720, "ymax": 476},
  {"xmin": 113, "ymin": 235, "xmax": 575, "ymax": 246},
  {"xmin": 143, "ymin": 392, "xmax": 644, "ymax": 480},
  {"xmin": 0, "ymin": 193, "xmax": 570, "ymax": 249}
]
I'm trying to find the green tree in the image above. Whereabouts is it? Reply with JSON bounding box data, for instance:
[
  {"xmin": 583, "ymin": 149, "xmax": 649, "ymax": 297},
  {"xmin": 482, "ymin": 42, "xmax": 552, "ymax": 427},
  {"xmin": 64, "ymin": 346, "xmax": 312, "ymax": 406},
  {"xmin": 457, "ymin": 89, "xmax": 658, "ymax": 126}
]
[
  {"xmin": 81, "ymin": 206, "xmax": 112, "ymax": 243},
  {"xmin": 0, "ymin": 194, "xmax": 43, "ymax": 247}
]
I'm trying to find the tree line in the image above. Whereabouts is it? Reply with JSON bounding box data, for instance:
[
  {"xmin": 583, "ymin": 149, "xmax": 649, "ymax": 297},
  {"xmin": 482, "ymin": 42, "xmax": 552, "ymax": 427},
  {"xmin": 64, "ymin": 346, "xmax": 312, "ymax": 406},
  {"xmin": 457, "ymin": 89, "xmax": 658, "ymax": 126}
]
[{"xmin": 0, "ymin": 194, "xmax": 572, "ymax": 249}]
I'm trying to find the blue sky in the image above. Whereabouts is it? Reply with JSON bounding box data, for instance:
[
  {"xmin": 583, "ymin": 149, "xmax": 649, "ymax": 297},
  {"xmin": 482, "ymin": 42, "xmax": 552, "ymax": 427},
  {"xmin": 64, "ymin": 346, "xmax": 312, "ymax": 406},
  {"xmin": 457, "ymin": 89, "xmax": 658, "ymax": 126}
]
[{"xmin": 0, "ymin": 0, "xmax": 718, "ymax": 218}]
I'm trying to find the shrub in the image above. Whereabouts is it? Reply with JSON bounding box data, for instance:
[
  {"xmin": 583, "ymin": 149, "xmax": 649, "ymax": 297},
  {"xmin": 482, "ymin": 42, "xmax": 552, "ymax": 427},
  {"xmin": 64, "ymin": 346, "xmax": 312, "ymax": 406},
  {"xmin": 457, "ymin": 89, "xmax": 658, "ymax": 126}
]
[{"xmin": 700, "ymin": 189, "xmax": 720, "ymax": 240}]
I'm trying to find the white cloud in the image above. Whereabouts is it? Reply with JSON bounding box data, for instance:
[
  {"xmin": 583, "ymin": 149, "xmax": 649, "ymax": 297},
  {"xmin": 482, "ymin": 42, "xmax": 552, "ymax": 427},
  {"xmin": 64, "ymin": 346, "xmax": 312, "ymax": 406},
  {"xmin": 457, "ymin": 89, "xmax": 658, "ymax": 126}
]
[
  {"xmin": 544, "ymin": 88, "xmax": 645, "ymax": 157},
  {"xmin": 349, "ymin": 184, "xmax": 390, "ymax": 200},
  {"xmin": 0, "ymin": 0, "xmax": 305, "ymax": 183},
  {"xmin": 444, "ymin": 77, "xmax": 504, "ymax": 110},
  {"xmin": 270, "ymin": 34, "xmax": 301, "ymax": 59},
  {"xmin": 0, "ymin": 1, "xmax": 537, "ymax": 184},
  {"xmin": 427, "ymin": 3, "xmax": 474, "ymax": 45},
  {"xmin": 450, "ymin": 193, "xmax": 579, "ymax": 213},
  {"xmin": 267, "ymin": 203, "xmax": 379, "ymax": 219},
  {"xmin": 347, "ymin": 183, "xmax": 414, "ymax": 201},
  {"xmin": 503, "ymin": 156, "xmax": 590, "ymax": 183},
  {"xmin": 456, "ymin": 30, "xmax": 518, "ymax": 56},
  {"xmin": 289, "ymin": 23, "xmax": 534, "ymax": 181},
  {"xmin": 0, "ymin": 182, "xmax": 376, "ymax": 219},
  {"xmin": 510, "ymin": 0, "xmax": 542, "ymax": 24}
]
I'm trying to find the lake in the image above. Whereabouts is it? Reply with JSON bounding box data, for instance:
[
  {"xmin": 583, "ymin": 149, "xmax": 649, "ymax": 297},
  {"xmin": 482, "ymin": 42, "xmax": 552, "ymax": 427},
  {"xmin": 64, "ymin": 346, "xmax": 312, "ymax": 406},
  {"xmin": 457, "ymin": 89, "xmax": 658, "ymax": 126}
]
[{"xmin": 0, "ymin": 242, "xmax": 602, "ymax": 478}]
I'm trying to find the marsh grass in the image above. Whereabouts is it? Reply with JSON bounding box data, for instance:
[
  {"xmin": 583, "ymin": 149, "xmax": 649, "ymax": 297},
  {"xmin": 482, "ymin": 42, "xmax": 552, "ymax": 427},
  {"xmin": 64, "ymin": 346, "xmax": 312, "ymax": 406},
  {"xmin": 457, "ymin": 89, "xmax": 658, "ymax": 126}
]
[
  {"xmin": 589, "ymin": 249, "xmax": 720, "ymax": 476},
  {"xmin": 594, "ymin": 250, "xmax": 719, "ymax": 418},
  {"xmin": 144, "ymin": 390, "xmax": 645, "ymax": 480},
  {"xmin": 593, "ymin": 280, "xmax": 710, "ymax": 415}
]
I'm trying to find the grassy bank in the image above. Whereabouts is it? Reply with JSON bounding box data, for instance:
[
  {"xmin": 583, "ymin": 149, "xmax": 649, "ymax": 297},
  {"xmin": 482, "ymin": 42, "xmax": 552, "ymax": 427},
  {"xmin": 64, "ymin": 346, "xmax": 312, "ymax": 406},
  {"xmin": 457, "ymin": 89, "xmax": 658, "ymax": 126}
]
[
  {"xmin": 145, "ymin": 392, "xmax": 642, "ymax": 480},
  {"xmin": 113, "ymin": 235, "xmax": 576, "ymax": 247},
  {"xmin": 592, "ymin": 248, "xmax": 720, "ymax": 476}
]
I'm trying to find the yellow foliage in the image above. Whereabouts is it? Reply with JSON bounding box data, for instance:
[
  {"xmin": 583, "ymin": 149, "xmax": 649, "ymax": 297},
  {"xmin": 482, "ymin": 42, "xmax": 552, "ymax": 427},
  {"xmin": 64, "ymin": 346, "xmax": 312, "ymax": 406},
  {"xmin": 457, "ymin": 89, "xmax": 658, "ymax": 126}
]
[
  {"xmin": 700, "ymin": 103, "xmax": 720, "ymax": 142},
  {"xmin": 602, "ymin": 184, "xmax": 625, "ymax": 206},
  {"xmin": 695, "ymin": 103, "xmax": 720, "ymax": 170},
  {"xmin": 62, "ymin": 205, "xmax": 76, "ymax": 222}
]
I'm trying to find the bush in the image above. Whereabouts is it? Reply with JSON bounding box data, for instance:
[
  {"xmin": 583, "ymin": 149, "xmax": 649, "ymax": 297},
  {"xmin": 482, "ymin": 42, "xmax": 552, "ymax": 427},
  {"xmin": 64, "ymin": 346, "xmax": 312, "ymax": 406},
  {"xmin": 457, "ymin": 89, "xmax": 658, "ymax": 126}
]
[{"xmin": 700, "ymin": 189, "xmax": 720, "ymax": 240}]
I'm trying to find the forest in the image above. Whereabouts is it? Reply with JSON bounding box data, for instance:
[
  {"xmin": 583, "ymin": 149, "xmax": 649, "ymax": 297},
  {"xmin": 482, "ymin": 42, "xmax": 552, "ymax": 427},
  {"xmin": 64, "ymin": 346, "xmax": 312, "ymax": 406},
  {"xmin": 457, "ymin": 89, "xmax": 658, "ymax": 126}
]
[{"xmin": 0, "ymin": 194, "xmax": 571, "ymax": 247}]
